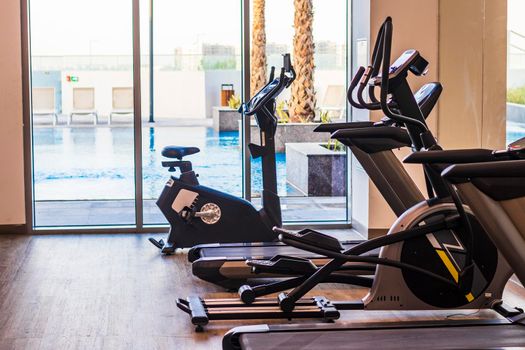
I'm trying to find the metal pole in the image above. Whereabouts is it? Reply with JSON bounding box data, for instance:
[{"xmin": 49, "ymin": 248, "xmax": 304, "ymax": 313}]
[
  {"xmin": 133, "ymin": 0, "xmax": 144, "ymax": 228},
  {"xmin": 149, "ymin": 0, "xmax": 154, "ymax": 123},
  {"xmin": 21, "ymin": 0, "xmax": 35, "ymax": 232},
  {"xmin": 242, "ymin": 0, "xmax": 251, "ymax": 201}
]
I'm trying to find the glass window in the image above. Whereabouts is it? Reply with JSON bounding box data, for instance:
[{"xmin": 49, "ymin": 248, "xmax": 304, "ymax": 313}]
[
  {"xmin": 507, "ymin": 0, "xmax": 525, "ymax": 144},
  {"xmin": 142, "ymin": 0, "xmax": 242, "ymax": 225},
  {"xmin": 29, "ymin": 0, "xmax": 136, "ymax": 226},
  {"xmin": 249, "ymin": 0, "xmax": 349, "ymax": 223}
]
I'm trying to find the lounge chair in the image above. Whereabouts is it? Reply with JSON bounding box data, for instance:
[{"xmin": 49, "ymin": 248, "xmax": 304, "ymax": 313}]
[
  {"xmin": 68, "ymin": 87, "xmax": 98, "ymax": 125},
  {"xmin": 318, "ymin": 84, "xmax": 346, "ymax": 120},
  {"xmin": 32, "ymin": 87, "xmax": 58, "ymax": 125},
  {"xmin": 108, "ymin": 87, "xmax": 134, "ymax": 125}
]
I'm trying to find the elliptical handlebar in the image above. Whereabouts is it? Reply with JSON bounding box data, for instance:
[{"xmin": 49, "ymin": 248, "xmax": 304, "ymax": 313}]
[
  {"xmin": 356, "ymin": 66, "xmax": 382, "ymax": 110},
  {"xmin": 347, "ymin": 18, "xmax": 394, "ymax": 112},
  {"xmin": 379, "ymin": 19, "xmax": 429, "ymax": 133},
  {"xmin": 347, "ymin": 66, "xmax": 366, "ymax": 109}
]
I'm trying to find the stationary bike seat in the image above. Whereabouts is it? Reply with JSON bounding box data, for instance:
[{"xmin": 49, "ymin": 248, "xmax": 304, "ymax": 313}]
[{"xmin": 162, "ymin": 146, "xmax": 200, "ymax": 160}]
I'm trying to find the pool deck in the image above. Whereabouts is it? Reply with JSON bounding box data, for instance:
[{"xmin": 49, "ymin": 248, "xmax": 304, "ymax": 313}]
[
  {"xmin": 32, "ymin": 114, "xmax": 215, "ymax": 127},
  {"xmin": 34, "ymin": 196, "xmax": 347, "ymax": 227}
]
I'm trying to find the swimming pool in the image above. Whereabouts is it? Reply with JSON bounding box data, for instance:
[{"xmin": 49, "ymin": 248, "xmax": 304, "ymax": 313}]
[
  {"xmin": 33, "ymin": 126, "xmax": 288, "ymax": 201},
  {"xmin": 33, "ymin": 122, "xmax": 525, "ymax": 201}
]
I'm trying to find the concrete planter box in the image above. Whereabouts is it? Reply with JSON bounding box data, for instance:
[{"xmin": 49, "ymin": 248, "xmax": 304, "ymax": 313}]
[
  {"xmin": 286, "ymin": 142, "xmax": 346, "ymax": 197},
  {"xmin": 507, "ymin": 103, "xmax": 525, "ymax": 124},
  {"xmin": 241, "ymin": 122, "xmax": 328, "ymax": 153},
  {"xmin": 213, "ymin": 107, "xmax": 240, "ymax": 131}
]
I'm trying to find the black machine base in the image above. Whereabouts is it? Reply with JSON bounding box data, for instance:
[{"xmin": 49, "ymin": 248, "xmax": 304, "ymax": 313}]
[
  {"xmin": 176, "ymin": 296, "xmax": 345, "ymax": 330},
  {"xmin": 148, "ymin": 238, "xmax": 178, "ymax": 254}
]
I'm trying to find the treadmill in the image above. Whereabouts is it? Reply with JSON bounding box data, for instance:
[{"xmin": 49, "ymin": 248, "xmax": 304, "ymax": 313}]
[
  {"xmin": 222, "ymin": 318, "xmax": 525, "ymax": 350},
  {"xmin": 221, "ymin": 146, "xmax": 525, "ymax": 350},
  {"xmin": 188, "ymin": 38, "xmax": 443, "ymax": 289}
]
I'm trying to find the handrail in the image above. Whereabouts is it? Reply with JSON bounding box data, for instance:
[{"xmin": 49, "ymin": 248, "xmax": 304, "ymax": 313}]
[{"xmin": 379, "ymin": 19, "xmax": 428, "ymax": 132}]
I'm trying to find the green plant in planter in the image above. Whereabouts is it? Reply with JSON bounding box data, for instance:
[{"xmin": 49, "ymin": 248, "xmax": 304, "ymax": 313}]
[
  {"xmin": 319, "ymin": 110, "xmax": 332, "ymax": 124},
  {"xmin": 319, "ymin": 109, "xmax": 344, "ymax": 151},
  {"xmin": 325, "ymin": 138, "xmax": 344, "ymax": 152},
  {"xmin": 228, "ymin": 95, "xmax": 241, "ymax": 110},
  {"xmin": 276, "ymin": 100, "xmax": 290, "ymax": 124}
]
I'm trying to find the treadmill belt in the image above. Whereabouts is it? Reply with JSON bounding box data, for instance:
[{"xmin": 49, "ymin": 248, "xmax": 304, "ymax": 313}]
[
  {"xmin": 239, "ymin": 324, "xmax": 525, "ymax": 350},
  {"xmin": 199, "ymin": 242, "xmax": 360, "ymax": 259}
]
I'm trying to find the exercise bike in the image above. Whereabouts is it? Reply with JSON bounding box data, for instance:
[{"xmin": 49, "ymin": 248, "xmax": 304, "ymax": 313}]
[{"xmin": 149, "ymin": 54, "xmax": 295, "ymax": 254}]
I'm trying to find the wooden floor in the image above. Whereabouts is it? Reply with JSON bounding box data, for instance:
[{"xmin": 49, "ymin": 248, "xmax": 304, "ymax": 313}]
[{"xmin": 0, "ymin": 233, "xmax": 523, "ymax": 350}]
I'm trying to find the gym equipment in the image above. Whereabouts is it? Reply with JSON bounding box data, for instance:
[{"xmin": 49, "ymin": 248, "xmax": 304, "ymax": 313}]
[
  {"xmin": 176, "ymin": 17, "xmax": 522, "ymax": 329},
  {"xmin": 441, "ymin": 139, "xmax": 525, "ymax": 286},
  {"xmin": 187, "ymin": 19, "xmax": 442, "ymax": 289},
  {"xmin": 188, "ymin": 82, "xmax": 442, "ymax": 289},
  {"xmin": 149, "ymin": 55, "xmax": 295, "ymax": 253},
  {"xmin": 222, "ymin": 319, "xmax": 525, "ymax": 350},
  {"xmin": 221, "ymin": 141, "xmax": 525, "ymax": 350}
]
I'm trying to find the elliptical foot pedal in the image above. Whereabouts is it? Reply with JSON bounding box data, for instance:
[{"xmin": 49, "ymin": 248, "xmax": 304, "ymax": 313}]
[
  {"xmin": 176, "ymin": 295, "xmax": 340, "ymax": 330},
  {"xmin": 177, "ymin": 297, "xmax": 209, "ymax": 328},
  {"xmin": 247, "ymin": 255, "xmax": 318, "ymax": 275},
  {"xmin": 274, "ymin": 227, "xmax": 344, "ymax": 252}
]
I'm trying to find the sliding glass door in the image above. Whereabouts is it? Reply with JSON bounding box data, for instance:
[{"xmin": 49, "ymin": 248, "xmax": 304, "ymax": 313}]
[
  {"xmin": 26, "ymin": 0, "xmax": 352, "ymax": 229},
  {"xmin": 141, "ymin": 0, "xmax": 243, "ymax": 225},
  {"xmin": 29, "ymin": 0, "xmax": 136, "ymax": 226},
  {"xmin": 249, "ymin": 0, "xmax": 350, "ymax": 222},
  {"xmin": 507, "ymin": 0, "xmax": 525, "ymax": 144}
]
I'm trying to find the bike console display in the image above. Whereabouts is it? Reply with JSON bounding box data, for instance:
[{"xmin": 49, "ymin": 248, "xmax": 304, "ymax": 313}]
[{"xmin": 241, "ymin": 54, "xmax": 296, "ymax": 133}]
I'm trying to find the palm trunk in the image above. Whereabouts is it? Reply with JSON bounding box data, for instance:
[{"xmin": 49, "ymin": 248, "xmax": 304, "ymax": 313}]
[
  {"xmin": 290, "ymin": 0, "xmax": 316, "ymax": 122},
  {"xmin": 251, "ymin": 0, "xmax": 267, "ymax": 98}
]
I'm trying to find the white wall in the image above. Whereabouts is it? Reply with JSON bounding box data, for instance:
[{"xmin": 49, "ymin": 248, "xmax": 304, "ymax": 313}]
[
  {"xmin": 61, "ymin": 71, "xmax": 133, "ymax": 117},
  {"xmin": 57, "ymin": 69, "xmax": 344, "ymax": 119},
  {"xmin": 204, "ymin": 70, "xmax": 242, "ymax": 117},
  {"xmin": 508, "ymin": 69, "xmax": 525, "ymax": 89},
  {"xmin": 0, "ymin": 0, "xmax": 25, "ymax": 225},
  {"xmin": 154, "ymin": 71, "xmax": 206, "ymax": 119}
]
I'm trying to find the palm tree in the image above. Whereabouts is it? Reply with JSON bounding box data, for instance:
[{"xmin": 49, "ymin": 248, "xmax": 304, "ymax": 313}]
[
  {"xmin": 251, "ymin": 0, "xmax": 267, "ymax": 98},
  {"xmin": 289, "ymin": 0, "xmax": 316, "ymax": 122}
]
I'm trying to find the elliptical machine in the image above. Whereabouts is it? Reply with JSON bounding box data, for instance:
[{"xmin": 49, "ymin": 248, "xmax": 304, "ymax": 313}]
[
  {"xmin": 175, "ymin": 17, "xmax": 523, "ymax": 329},
  {"xmin": 149, "ymin": 54, "xmax": 295, "ymax": 254}
]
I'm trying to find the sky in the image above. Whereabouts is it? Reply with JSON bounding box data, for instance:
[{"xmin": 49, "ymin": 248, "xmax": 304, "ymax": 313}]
[
  {"xmin": 29, "ymin": 0, "xmax": 347, "ymax": 56},
  {"xmin": 509, "ymin": 0, "xmax": 525, "ymax": 34}
]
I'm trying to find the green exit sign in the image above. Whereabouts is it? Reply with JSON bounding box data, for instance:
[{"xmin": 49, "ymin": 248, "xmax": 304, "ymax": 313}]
[{"xmin": 66, "ymin": 75, "xmax": 79, "ymax": 82}]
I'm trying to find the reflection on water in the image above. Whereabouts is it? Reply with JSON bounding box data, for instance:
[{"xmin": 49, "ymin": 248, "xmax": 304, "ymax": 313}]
[
  {"xmin": 33, "ymin": 122, "xmax": 525, "ymax": 201},
  {"xmin": 34, "ymin": 126, "xmax": 287, "ymax": 200},
  {"xmin": 507, "ymin": 121, "xmax": 525, "ymax": 145}
]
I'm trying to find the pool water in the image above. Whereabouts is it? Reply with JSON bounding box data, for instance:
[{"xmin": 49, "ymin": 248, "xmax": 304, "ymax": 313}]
[
  {"xmin": 507, "ymin": 121, "xmax": 525, "ymax": 146},
  {"xmin": 33, "ymin": 126, "xmax": 288, "ymax": 201},
  {"xmin": 33, "ymin": 122, "xmax": 525, "ymax": 201}
]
